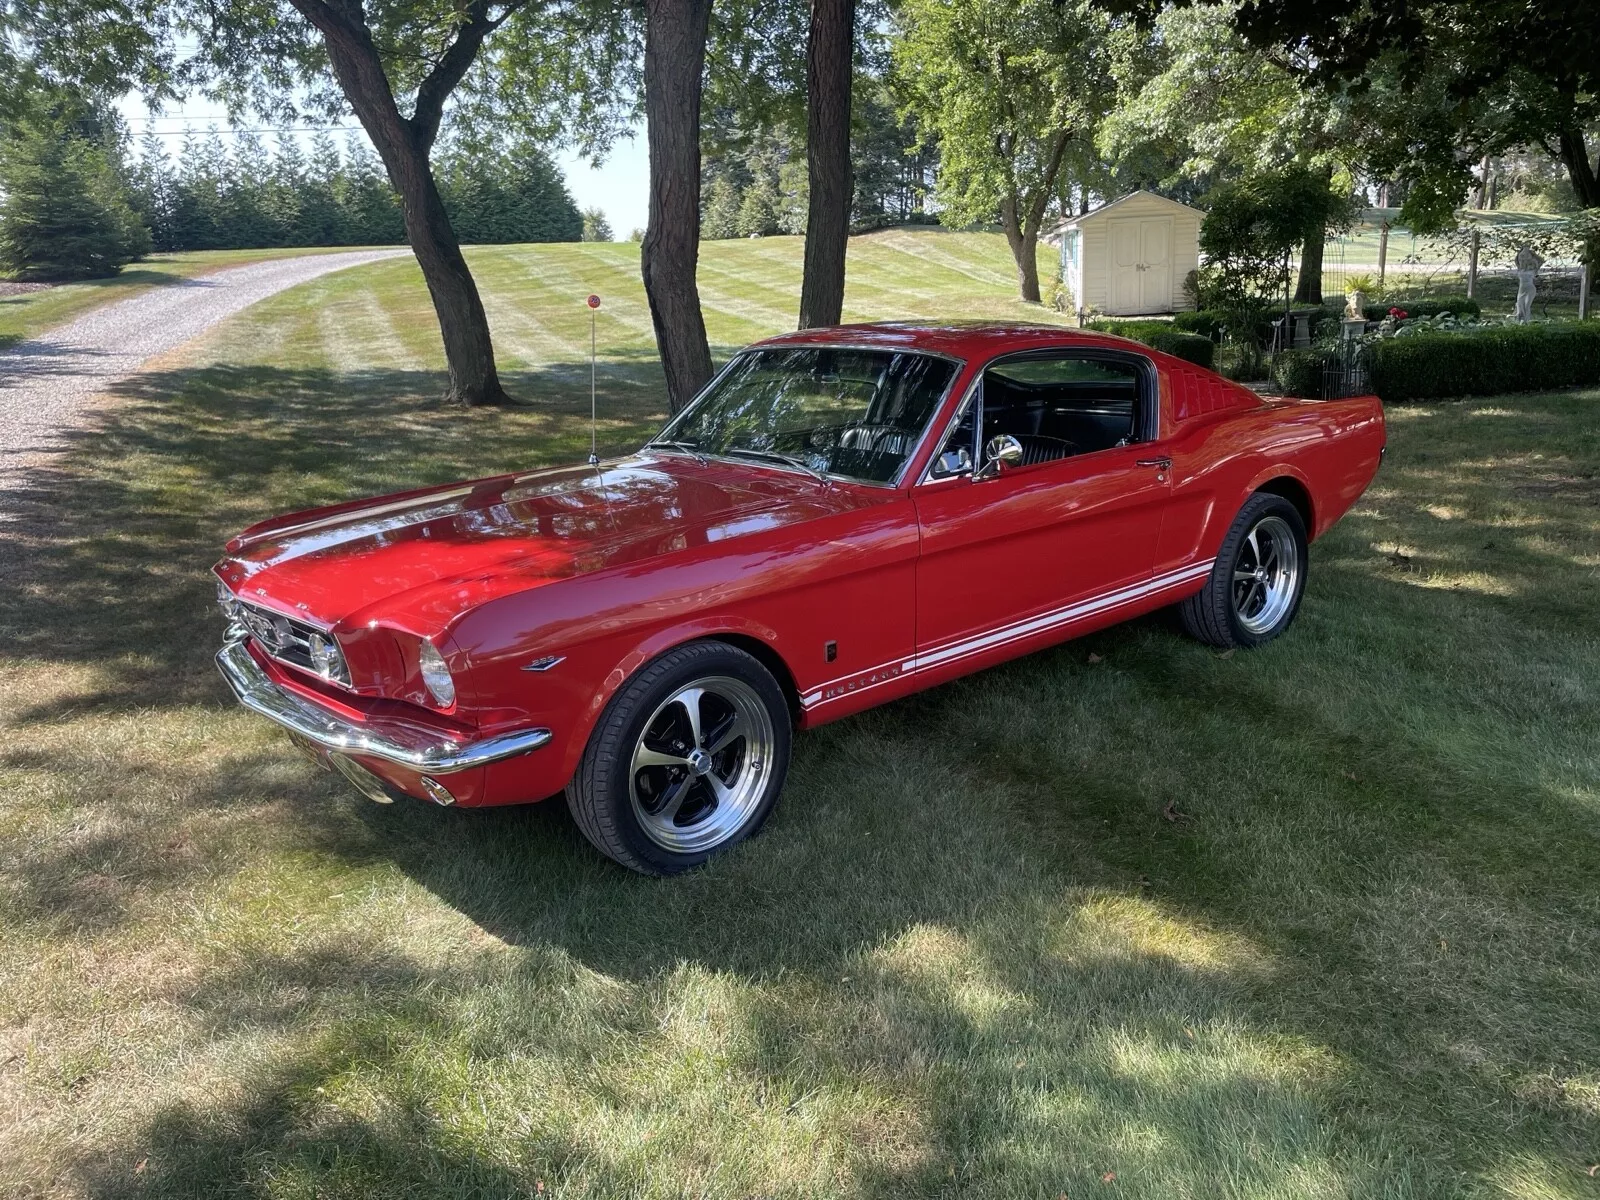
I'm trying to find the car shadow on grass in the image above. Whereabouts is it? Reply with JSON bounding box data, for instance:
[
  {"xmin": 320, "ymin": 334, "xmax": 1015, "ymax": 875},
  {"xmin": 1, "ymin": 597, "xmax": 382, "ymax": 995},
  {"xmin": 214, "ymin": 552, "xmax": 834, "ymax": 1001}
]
[{"xmin": 4, "ymin": 366, "xmax": 1597, "ymax": 1197}]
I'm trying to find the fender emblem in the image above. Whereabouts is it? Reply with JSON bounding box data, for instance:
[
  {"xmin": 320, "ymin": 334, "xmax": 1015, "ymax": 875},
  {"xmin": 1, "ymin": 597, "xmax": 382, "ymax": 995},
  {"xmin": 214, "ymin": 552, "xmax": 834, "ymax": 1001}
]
[{"xmin": 521, "ymin": 655, "xmax": 565, "ymax": 672}]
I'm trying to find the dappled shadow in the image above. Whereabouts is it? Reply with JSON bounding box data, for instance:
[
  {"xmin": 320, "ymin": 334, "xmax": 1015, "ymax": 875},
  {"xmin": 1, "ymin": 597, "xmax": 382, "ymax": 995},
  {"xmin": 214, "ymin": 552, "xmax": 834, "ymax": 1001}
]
[
  {"xmin": 0, "ymin": 357, "xmax": 670, "ymax": 724},
  {"xmin": 4, "ymin": 361, "xmax": 1598, "ymax": 1195}
]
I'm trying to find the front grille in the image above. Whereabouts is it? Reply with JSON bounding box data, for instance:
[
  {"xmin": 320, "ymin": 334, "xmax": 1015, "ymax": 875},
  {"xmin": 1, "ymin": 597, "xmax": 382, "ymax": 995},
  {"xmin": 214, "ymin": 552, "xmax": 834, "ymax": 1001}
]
[{"xmin": 235, "ymin": 600, "xmax": 324, "ymax": 674}]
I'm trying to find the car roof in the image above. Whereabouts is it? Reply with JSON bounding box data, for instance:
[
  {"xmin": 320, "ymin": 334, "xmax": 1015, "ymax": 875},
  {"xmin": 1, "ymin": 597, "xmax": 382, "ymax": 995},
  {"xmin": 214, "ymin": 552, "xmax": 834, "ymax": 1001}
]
[{"xmin": 751, "ymin": 320, "xmax": 1152, "ymax": 361}]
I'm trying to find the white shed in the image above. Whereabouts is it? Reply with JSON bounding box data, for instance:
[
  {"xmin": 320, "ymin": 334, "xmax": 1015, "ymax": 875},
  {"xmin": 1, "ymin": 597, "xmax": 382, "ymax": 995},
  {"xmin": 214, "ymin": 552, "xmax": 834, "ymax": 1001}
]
[{"xmin": 1044, "ymin": 191, "xmax": 1204, "ymax": 317}]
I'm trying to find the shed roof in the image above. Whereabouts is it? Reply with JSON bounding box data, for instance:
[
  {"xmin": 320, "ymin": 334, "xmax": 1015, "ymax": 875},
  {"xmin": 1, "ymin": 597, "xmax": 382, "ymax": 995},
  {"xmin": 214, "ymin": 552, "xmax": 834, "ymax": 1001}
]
[{"xmin": 1045, "ymin": 190, "xmax": 1204, "ymax": 239}]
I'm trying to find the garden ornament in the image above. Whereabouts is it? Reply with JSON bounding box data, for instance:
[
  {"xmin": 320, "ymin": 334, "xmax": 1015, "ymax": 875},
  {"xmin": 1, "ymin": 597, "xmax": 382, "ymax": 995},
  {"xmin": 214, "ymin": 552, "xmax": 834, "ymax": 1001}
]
[
  {"xmin": 1345, "ymin": 290, "xmax": 1365, "ymax": 319},
  {"xmin": 1514, "ymin": 246, "xmax": 1544, "ymax": 323}
]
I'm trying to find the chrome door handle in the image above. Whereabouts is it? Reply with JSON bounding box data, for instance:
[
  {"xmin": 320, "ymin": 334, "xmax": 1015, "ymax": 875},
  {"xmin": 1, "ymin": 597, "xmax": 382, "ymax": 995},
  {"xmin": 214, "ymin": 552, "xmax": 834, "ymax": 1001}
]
[{"xmin": 1136, "ymin": 457, "xmax": 1172, "ymax": 470}]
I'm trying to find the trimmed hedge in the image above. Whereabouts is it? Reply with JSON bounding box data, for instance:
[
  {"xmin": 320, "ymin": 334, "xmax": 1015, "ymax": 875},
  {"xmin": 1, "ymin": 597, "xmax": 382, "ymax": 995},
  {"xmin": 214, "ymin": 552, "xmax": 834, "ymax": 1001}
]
[
  {"xmin": 1363, "ymin": 295, "xmax": 1480, "ymax": 321},
  {"xmin": 1273, "ymin": 350, "xmax": 1329, "ymax": 399},
  {"xmin": 1083, "ymin": 319, "xmax": 1216, "ymax": 369},
  {"xmin": 1171, "ymin": 309, "xmax": 1226, "ymax": 339},
  {"xmin": 1369, "ymin": 321, "xmax": 1600, "ymax": 402}
]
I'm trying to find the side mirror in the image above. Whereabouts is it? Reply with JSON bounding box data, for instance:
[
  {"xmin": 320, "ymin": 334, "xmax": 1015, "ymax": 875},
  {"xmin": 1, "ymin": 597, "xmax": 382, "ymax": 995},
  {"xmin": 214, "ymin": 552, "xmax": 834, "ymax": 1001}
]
[{"xmin": 975, "ymin": 434, "xmax": 1024, "ymax": 480}]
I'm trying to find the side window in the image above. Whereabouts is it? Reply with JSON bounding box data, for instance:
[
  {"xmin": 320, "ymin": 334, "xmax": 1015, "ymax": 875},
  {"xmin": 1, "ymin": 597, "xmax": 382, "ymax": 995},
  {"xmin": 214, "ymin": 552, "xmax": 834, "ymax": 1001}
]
[{"xmin": 979, "ymin": 354, "xmax": 1146, "ymax": 467}]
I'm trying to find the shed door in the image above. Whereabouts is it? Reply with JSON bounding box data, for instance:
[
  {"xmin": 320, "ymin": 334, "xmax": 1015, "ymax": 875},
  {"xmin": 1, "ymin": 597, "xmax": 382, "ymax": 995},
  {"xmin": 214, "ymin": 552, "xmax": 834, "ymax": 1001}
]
[
  {"xmin": 1140, "ymin": 218, "xmax": 1172, "ymax": 311},
  {"xmin": 1107, "ymin": 216, "xmax": 1174, "ymax": 314}
]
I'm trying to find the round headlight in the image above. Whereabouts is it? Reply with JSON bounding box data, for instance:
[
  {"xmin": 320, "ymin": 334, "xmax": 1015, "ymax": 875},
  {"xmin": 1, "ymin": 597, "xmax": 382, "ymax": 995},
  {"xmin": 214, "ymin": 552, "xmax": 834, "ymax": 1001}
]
[
  {"xmin": 418, "ymin": 640, "xmax": 455, "ymax": 708},
  {"xmin": 308, "ymin": 632, "xmax": 350, "ymax": 685}
]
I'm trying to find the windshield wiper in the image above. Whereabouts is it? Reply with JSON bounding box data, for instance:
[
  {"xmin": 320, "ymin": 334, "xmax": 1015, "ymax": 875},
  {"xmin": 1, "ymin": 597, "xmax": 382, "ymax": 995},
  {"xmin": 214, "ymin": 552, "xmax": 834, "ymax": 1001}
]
[
  {"xmin": 647, "ymin": 439, "xmax": 709, "ymax": 465},
  {"xmin": 718, "ymin": 446, "xmax": 828, "ymax": 483}
]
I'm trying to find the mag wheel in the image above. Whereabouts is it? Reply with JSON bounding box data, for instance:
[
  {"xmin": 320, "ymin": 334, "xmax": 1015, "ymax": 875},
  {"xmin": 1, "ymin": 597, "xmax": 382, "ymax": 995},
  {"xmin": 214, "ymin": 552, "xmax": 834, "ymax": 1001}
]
[
  {"xmin": 566, "ymin": 641, "xmax": 791, "ymax": 875},
  {"xmin": 1180, "ymin": 493, "xmax": 1308, "ymax": 649}
]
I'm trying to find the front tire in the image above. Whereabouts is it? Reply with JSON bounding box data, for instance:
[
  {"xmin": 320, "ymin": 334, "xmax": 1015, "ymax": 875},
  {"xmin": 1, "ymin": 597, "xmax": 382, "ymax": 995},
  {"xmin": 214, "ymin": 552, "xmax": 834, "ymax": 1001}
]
[
  {"xmin": 565, "ymin": 641, "xmax": 791, "ymax": 875},
  {"xmin": 1179, "ymin": 493, "xmax": 1308, "ymax": 649}
]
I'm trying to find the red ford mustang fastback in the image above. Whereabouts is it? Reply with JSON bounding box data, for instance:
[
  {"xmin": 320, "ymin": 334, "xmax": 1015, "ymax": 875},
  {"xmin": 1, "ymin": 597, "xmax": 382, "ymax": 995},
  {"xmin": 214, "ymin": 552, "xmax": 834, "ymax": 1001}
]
[{"xmin": 215, "ymin": 322, "xmax": 1385, "ymax": 874}]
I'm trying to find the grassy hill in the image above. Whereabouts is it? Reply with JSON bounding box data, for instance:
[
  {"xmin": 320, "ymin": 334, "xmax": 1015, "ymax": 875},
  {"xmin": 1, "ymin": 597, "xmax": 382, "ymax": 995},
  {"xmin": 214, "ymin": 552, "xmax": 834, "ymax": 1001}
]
[{"xmin": 228, "ymin": 228, "xmax": 1063, "ymax": 410}]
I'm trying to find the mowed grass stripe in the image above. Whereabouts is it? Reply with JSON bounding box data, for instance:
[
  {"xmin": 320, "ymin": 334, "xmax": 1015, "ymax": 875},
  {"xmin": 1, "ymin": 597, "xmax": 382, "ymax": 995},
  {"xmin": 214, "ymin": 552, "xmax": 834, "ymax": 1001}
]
[{"xmin": 2, "ymin": 232, "xmax": 1596, "ymax": 1199}]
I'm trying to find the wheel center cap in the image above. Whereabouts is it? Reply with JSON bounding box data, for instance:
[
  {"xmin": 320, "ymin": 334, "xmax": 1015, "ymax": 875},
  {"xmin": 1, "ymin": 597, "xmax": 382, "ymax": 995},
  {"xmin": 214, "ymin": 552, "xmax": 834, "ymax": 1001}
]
[
  {"xmin": 686, "ymin": 748, "xmax": 713, "ymax": 776},
  {"xmin": 1254, "ymin": 568, "xmax": 1268, "ymax": 582}
]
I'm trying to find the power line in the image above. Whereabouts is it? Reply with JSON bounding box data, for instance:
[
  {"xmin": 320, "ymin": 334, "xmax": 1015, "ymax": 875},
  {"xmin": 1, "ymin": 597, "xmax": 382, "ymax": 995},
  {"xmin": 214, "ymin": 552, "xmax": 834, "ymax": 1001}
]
[{"xmin": 129, "ymin": 124, "xmax": 365, "ymax": 136}]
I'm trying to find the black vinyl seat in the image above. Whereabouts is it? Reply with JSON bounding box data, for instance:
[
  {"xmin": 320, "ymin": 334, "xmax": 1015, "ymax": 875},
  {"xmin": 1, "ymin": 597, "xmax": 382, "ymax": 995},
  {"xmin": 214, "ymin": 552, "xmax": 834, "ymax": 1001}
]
[{"xmin": 1012, "ymin": 434, "xmax": 1077, "ymax": 466}]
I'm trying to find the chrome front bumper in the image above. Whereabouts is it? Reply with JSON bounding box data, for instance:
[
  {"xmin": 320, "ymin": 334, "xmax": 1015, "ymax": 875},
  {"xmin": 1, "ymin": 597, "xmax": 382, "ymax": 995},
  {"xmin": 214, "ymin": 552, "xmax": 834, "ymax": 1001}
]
[{"xmin": 216, "ymin": 639, "xmax": 552, "ymax": 773}]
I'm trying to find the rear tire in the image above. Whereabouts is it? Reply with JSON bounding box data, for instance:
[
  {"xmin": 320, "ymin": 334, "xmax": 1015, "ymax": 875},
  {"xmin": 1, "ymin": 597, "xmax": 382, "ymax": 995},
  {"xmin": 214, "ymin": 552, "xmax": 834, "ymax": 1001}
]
[
  {"xmin": 1179, "ymin": 493, "xmax": 1308, "ymax": 649},
  {"xmin": 565, "ymin": 641, "xmax": 791, "ymax": 875}
]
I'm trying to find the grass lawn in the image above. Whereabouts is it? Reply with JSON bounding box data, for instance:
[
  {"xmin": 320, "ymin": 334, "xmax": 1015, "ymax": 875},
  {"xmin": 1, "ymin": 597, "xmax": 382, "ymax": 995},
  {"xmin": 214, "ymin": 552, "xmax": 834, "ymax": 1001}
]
[
  {"xmin": 1, "ymin": 231, "xmax": 1597, "ymax": 1198},
  {"xmin": 0, "ymin": 247, "xmax": 386, "ymax": 352}
]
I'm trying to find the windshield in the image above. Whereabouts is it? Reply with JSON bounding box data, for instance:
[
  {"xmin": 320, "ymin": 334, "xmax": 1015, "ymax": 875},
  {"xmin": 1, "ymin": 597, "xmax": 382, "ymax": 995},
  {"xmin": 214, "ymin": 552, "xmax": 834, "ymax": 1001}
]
[{"xmin": 653, "ymin": 347, "xmax": 960, "ymax": 484}]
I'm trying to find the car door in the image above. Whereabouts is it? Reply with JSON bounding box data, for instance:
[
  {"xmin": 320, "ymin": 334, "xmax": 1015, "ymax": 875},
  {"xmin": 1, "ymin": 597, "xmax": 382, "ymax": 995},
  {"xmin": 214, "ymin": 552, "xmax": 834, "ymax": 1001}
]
[{"xmin": 912, "ymin": 348, "xmax": 1171, "ymax": 665}]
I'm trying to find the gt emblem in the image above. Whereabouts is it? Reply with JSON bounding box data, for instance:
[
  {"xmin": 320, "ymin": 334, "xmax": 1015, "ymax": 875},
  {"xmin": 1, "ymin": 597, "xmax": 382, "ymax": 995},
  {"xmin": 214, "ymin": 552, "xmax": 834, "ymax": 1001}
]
[{"xmin": 521, "ymin": 655, "xmax": 565, "ymax": 672}]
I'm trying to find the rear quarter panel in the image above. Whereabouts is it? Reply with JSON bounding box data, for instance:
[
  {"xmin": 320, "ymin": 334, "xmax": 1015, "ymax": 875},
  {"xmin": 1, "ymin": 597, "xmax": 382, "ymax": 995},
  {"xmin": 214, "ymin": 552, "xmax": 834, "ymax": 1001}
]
[{"xmin": 1154, "ymin": 381, "xmax": 1385, "ymax": 575}]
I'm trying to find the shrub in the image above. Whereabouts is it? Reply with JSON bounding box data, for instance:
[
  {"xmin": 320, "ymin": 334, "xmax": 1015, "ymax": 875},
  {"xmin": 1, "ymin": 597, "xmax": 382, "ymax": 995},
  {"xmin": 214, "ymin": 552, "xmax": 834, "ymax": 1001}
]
[
  {"xmin": 1273, "ymin": 349, "xmax": 1331, "ymax": 399},
  {"xmin": 0, "ymin": 118, "xmax": 150, "ymax": 281},
  {"xmin": 1363, "ymin": 295, "xmax": 1479, "ymax": 322},
  {"xmin": 1084, "ymin": 319, "xmax": 1216, "ymax": 368},
  {"xmin": 1369, "ymin": 321, "xmax": 1600, "ymax": 402},
  {"xmin": 1171, "ymin": 309, "xmax": 1225, "ymax": 339}
]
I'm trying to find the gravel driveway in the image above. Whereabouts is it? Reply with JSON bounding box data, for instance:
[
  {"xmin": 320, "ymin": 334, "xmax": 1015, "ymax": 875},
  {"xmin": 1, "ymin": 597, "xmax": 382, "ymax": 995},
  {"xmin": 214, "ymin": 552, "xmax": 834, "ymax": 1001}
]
[{"xmin": 0, "ymin": 248, "xmax": 408, "ymax": 485}]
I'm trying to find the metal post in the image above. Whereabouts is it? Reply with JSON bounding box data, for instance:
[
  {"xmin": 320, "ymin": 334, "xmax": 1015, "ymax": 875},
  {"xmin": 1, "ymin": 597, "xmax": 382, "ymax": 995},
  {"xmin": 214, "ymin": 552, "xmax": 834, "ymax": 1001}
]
[
  {"xmin": 1582, "ymin": 264, "xmax": 1592, "ymax": 321},
  {"xmin": 586, "ymin": 294, "xmax": 601, "ymax": 466}
]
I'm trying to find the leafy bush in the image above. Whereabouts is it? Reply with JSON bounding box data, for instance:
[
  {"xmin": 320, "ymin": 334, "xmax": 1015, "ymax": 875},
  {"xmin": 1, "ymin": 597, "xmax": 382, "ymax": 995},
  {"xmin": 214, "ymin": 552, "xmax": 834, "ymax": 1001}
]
[
  {"xmin": 1273, "ymin": 349, "xmax": 1331, "ymax": 399},
  {"xmin": 1084, "ymin": 319, "xmax": 1216, "ymax": 368},
  {"xmin": 1369, "ymin": 321, "xmax": 1600, "ymax": 402},
  {"xmin": 1362, "ymin": 295, "xmax": 1479, "ymax": 322}
]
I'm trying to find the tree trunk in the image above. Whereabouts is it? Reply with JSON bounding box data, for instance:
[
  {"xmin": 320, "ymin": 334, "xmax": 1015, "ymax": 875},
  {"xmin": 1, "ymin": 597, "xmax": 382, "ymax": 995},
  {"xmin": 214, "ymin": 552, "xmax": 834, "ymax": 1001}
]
[
  {"xmin": 1293, "ymin": 233, "xmax": 1324, "ymax": 304},
  {"xmin": 643, "ymin": 0, "xmax": 715, "ymax": 412},
  {"xmin": 999, "ymin": 132, "xmax": 1069, "ymax": 305},
  {"xmin": 384, "ymin": 140, "xmax": 508, "ymax": 406},
  {"xmin": 798, "ymin": 0, "xmax": 855, "ymax": 329},
  {"xmin": 302, "ymin": 1, "xmax": 508, "ymax": 406},
  {"xmin": 999, "ymin": 195, "xmax": 1041, "ymax": 303},
  {"xmin": 1556, "ymin": 124, "xmax": 1600, "ymax": 299}
]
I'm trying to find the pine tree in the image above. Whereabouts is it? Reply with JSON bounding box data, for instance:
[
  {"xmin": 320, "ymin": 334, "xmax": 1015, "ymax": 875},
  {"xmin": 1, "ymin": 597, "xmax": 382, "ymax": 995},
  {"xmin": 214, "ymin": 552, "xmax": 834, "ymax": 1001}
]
[{"xmin": 0, "ymin": 115, "xmax": 151, "ymax": 281}]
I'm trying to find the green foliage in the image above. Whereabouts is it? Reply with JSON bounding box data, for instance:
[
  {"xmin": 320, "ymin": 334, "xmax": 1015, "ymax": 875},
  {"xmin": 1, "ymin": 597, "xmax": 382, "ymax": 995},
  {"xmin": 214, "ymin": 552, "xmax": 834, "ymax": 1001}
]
[
  {"xmin": 0, "ymin": 113, "xmax": 150, "ymax": 281},
  {"xmin": 893, "ymin": 0, "xmax": 1111, "ymax": 229},
  {"xmin": 129, "ymin": 130, "xmax": 580, "ymax": 250},
  {"xmin": 1271, "ymin": 349, "xmax": 1330, "ymax": 399},
  {"xmin": 1083, "ymin": 318, "xmax": 1215, "ymax": 368},
  {"xmin": 1369, "ymin": 322, "xmax": 1600, "ymax": 403},
  {"xmin": 1200, "ymin": 165, "xmax": 1357, "ymax": 304},
  {"xmin": 699, "ymin": 87, "xmax": 931, "ymax": 243},
  {"xmin": 581, "ymin": 207, "xmax": 612, "ymax": 243},
  {"xmin": 1171, "ymin": 309, "xmax": 1225, "ymax": 339},
  {"xmin": 1361, "ymin": 296, "xmax": 1479, "ymax": 322}
]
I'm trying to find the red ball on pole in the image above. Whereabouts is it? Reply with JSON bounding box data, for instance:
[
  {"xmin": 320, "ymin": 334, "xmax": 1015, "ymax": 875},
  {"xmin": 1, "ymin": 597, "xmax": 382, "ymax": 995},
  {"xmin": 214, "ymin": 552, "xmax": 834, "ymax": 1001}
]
[{"xmin": 586, "ymin": 294, "xmax": 601, "ymax": 309}]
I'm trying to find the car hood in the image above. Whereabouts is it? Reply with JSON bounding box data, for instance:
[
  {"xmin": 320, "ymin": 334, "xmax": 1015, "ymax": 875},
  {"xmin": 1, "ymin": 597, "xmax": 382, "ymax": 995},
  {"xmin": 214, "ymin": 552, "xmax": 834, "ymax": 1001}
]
[{"xmin": 215, "ymin": 453, "xmax": 870, "ymax": 637}]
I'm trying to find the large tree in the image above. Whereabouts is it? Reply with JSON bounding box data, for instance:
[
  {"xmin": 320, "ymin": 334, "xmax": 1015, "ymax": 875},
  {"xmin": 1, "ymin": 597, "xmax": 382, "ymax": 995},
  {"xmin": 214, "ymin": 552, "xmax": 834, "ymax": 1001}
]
[
  {"xmin": 893, "ymin": 0, "xmax": 1114, "ymax": 303},
  {"xmin": 1099, "ymin": 2, "xmax": 1362, "ymax": 303},
  {"xmin": 3, "ymin": 0, "xmax": 633, "ymax": 405},
  {"xmin": 1107, "ymin": 0, "xmax": 1599, "ymax": 282},
  {"xmin": 797, "ymin": 0, "xmax": 855, "ymax": 328},
  {"xmin": 642, "ymin": 0, "xmax": 716, "ymax": 412}
]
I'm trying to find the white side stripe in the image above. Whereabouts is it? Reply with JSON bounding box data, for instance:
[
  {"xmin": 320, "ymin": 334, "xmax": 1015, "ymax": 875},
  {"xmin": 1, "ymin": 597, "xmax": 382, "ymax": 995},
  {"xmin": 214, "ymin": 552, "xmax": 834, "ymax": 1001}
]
[{"xmin": 799, "ymin": 558, "xmax": 1215, "ymax": 709}]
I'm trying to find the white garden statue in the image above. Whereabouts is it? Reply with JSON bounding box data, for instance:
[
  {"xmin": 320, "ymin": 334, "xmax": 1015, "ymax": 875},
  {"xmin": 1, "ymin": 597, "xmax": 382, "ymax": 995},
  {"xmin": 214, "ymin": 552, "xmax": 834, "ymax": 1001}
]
[{"xmin": 1514, "ymin": 246, "xmax": 1544, "ymax": 322}]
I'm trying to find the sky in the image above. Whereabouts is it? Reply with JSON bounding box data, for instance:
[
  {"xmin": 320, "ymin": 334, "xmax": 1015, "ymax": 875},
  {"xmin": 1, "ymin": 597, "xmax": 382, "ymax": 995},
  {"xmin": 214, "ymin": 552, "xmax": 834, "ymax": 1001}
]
[{"xmin": 118, "ymin": 93, "xmax": 651, "ymax": 242}]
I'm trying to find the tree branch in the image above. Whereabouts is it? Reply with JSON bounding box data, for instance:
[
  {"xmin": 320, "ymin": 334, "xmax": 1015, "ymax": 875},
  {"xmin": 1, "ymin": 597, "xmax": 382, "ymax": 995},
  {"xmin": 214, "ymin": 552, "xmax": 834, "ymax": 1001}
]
[{"xmin": 410, "ymin": 0, "xmax": 532, "ymax": 150}]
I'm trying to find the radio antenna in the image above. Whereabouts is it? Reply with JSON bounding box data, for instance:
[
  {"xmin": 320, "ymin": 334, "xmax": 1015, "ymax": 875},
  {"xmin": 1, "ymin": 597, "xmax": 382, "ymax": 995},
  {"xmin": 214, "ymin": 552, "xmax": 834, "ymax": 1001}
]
[{"xmin": 586, "ymin": 294, "xmax": 601, "ymax": 466}]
